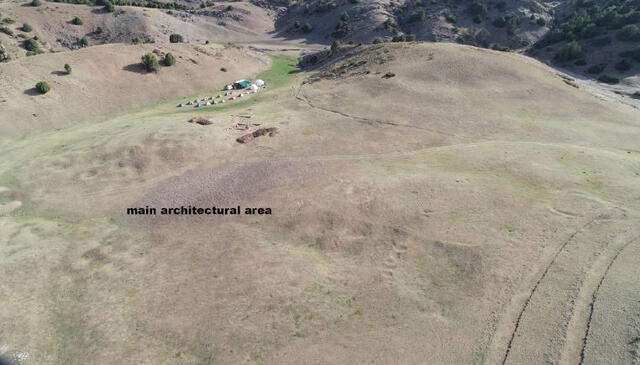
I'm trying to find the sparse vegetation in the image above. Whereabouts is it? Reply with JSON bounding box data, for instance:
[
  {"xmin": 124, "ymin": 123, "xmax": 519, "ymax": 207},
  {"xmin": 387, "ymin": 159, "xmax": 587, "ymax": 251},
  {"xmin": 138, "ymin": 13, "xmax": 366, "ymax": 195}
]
[
  {"xmin": 71, "ymin": 17, "xmax": 83, "ymax": 25},
  {"xmin": 141, "ymin": 52, "xmax": 160, "ymax": 72},
  {"xmin": 35, "ymin": 80, "xmax": 50, "ymax": 94}
]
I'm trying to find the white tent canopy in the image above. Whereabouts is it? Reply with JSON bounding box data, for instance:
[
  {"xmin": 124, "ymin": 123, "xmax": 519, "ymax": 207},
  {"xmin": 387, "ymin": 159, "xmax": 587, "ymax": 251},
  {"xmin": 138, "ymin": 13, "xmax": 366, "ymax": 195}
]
[{"xmin": 255, "ymin": 79, "xmax": 265, "ymax": 87}]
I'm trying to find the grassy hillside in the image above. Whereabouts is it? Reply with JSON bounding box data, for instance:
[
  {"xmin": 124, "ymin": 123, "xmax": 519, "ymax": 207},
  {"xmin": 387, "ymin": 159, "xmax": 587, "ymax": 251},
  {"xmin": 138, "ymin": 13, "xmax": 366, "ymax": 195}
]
[{"xmin": 1, "ymin": 42, "xmax": 640, "ymax": 364}]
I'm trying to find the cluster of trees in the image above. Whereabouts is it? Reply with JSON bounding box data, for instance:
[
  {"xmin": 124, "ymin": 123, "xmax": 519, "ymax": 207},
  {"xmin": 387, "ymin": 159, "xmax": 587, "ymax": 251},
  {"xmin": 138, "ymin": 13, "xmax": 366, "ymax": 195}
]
[
  {"xmin": 537, "ymin": 0, "xmax": 640, "ymax": 48},
  {"xmin": 47, "ymin": 0, "xmax": 192, "ymax": 11},
  {"xmin": 141, "ymin": 52, "xmax": 175, "ymax": 72}
]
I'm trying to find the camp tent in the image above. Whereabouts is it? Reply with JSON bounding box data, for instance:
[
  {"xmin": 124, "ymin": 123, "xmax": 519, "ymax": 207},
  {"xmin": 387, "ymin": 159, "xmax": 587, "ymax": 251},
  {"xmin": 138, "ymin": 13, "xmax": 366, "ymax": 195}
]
[
  {"xmin": 233, "ymin": 80, "xmax": 252, "ymax": 89},
  {"xmin": 249, "ymin": 84, "xmax": 259, "ymax": 93},
  {"xmin": 255, "ymin": 79, "xmax": 265, "ymax": 87}
]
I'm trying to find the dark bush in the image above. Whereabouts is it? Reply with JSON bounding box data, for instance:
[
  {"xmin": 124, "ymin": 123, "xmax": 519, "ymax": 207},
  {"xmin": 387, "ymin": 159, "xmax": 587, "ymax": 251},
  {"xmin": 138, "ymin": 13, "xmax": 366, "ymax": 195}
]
[
  {"xmin": 35, "ymin": 81, "xmax": 50, "ymax": 94},
  {"xmin": 31, "ymin": 0, "xmax": 42, "ymax": 6},
  {"xmin": 615, "ymin": 58, "xmax": 631, "ymax": 71},
  {"xmin": 469, "ymin": 1, "xmax": 488, "ymax": 15},
  {"xmin": 302, "ymin": 22, "xmax": 313, "ymax": 33},
  {"xmin": 169, "ymin": 33, "xmax": 183, "ymax": 43},
  {"xmin": 64, "ymin": 63, "xmax": 72, "ymax": 74},
  {"xmin": 21, "ymin": 23, "xmax": 32, "ymax": 32},
  {"xmin": 79, "ymin": 37, "xmax": 88, "ymax": 46},
  {"xmin": 586, "ymin": 64, "xmax": 606, "ymax": 74},
  {"xmin": 555, "ymin": 41, "xmax": 582, "ymax": 62},
  {"xmin": 71, "ymin": 17, "xmax": 83, "ymax": 25},
  {"xmin": 340, "ymin": 11, "xmax": 349, "ymax": 22},
  {"xmin": 104, "ymin": 1, "xmax": 115, "ymax": 12},
  {"xmin": 597, "ymin": 75, "xmax": 619, "ymax": 84},
  {"xmin": 162, "ymin": 52, "xmax": 175, "ymax": 66},
  {"xmin": 617, "ymin": 24, "xmax": 640, "ymax": 41}
]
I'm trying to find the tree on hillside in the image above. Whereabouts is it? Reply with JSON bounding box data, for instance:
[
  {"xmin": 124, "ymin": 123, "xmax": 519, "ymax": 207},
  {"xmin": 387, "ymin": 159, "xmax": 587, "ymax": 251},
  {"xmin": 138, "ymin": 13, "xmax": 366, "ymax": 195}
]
[
  {"xmin": 21, "ymin": 23, "xmax": 32, "ymax": 32},
  {"xmin": 169, "ymin": 33, "xmax": 183, "ymax": 43},
  {"xmin": 162, "ymin": 52, "xmax": 175, "ymax": 66},
  {"xmin": 104, "ymin": 1, "xmax": 115, "ymax": 12},
  {"xmin": 71, "ymin": 17, "xmax": 83, "ymax": 25},
  {"xmin": 555, "ymin": 41, "xmax": 582, "ymax": 62},
  {"xmin": 35, "ymin": 81, "xmax": 50, "ymax": 94},
  {"xmin": 64, "ymin": 63, "xmax": 72, "ymax": 74},
  {"xmin": 141, "ymin": 53, "xmax": 160, "ymax": 72},
  {"xmin": 617, "ymin": 24, "xmax": 640, "ymax": 42},
  {"xmin": 330, "ymin": 39, "xmax": 341, "ymax": 53}
]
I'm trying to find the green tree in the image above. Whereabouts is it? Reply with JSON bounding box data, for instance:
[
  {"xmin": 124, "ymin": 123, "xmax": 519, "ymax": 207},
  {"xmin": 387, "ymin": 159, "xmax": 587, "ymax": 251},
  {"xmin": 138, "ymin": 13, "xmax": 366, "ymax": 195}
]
[
  {"xmin": 162, "ymin": 52, "xmax": 175, "ymax": 66},
  {"xmin": 141, "ymin": 53, "xmax": 160, "ymax": 72},
  {"xmin": 104, "ymin": 1, "xmax": 115, "ymax": 12},
  {"xmin": 169, "ymin": 33, "xmax": 183, "ymax": 43},
  {"xmin": 35, "ymin": 81, "xmax": 50, "ymax": 94},
  {"xmin": 64, "ymin": 63, "xmax": 72, "ymax": 74},
  {"xmin": 71, "ymin": 17, "xmax": 83, "ymax": 25},
  {"xmin": 302, "ymin": 22, "xmax": 313, "ymax": 33},
  {"xmin": 330, "ymin": 39, "xmax": 340, "ymax": 53},
  {"xmin": 617, "ymin": 24, "xmax": 640, "ymax": 42},
  {"xmin": 340, "ymin": 11, "xmax": 349, "ymax": 22},
  {"xmin": 555, "ymin": 41, "xmax": 582, "ymax": 62},
  {"xmin": 30, "ymin": 0, "xmax": 42, "ymax": 6},
  {"xmin": 21, "ymin": 23, "xmax": 32, "ymax": 32}
]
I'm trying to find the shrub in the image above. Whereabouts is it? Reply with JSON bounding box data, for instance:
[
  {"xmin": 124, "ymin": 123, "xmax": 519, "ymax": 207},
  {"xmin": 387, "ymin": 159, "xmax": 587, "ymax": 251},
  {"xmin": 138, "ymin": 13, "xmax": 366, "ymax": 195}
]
[
  {"xmin": 615, "ymin": 58, "xmax": 631, "ymax": 71},
  {"xmin": 104, "ymin": 1, "xmax": 115, "ymax": 12},
  {"xmin": 141, "ymin": 53, "xmax": 160, "ymax": 72},
  {"xmin": 35, "ymin": 81, "xmax": 50, "ymax": 94},
  {"xmin": 24, "ymin": 38, "xmax": 39, "ymax": 52},
  {"xmin": 330, "ymin": 39, "xmax": 340, "ymax": 53},
  {"xmin": 2, "ymin": 18, "xmax": 15, "ymax": 24},
  {"xmin": 536, "ymin": 17, "xmax": 545, "ymax": 26},
  {"xmin": 409, "ymin": 9, "xmax": 426, "ymax": 23},
  {"xmin": 597, "ymin": 75, "xmax": 619, "ymax": 84},
  {"xmin": 472, "ymin": 15, "xmax": 482, "ymax": 24},
  {"xmin": 94, "ymin": 26, "xmax": 103, "ymax": 34},
  {"xmin": 220, "ymin": 67, "xmax": 227, "ymax": 72},
  {"xmin": 21, "ymin": 23, "xmax": 32, "ymax": 32},
  {"xmin": 469, "ymin": 1, "xmax": 487, "ymax": 15},
  {"xmin": 493, "ymin": 16, "xmax": 507, "ymax": 28},
  {"xmin": 574, "ymin": 59, "xmax": 587, "ymax": 66},
  {"xmin": 340, "ymin": 11, "xmax": 349, "ymax": 22},
  {"xmin": 169, "ymin": 33, "xmax": 183, "ymax": 43},
  {"xmin": 555, "ymin": 41, "xmax": 582, "ymax": 62},
  {"xmin": 586, "ymin": 64, "xmax": 606, "ymax": 74},
  {"xmin": 162, "ymin": 52, "xmax": 175, "ymax": 66},
  {"xmin": 302, "ymin": 22, "xmax": 312, "ymax": 33},
  {"xmin": 79, "ymin": 37, "xmax": 88, "ymax": 46},
  {"xmin": 617, "ymin": 24, "xmax": 640, "ymax": 41},
  {"xmin": 64, "ymin": 63, "xmax": 72, "ymax": 74},
  {"xmin": 0, "ymin": 26, "xmax": 13, "ymax": 36},
  {"xmin": 372, "ymin": 37, "xmax": 383, "ymax": 44},
  {"xmin": 31, "ymin": 0, "xmax": 42, "ymax": 6},
  {"xmin": 445, "ymin": 14, "xmax": 457, "ymax": 24},
  {"xmin": 71, "ymin": 17, "xmax": 83, "ymax": 25}
]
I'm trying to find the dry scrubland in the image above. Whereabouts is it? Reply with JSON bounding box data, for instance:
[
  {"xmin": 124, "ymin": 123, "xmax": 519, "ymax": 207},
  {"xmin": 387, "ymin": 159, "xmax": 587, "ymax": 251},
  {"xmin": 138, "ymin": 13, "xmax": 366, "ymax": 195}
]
[{"xmin": 1, "ymin": 41, "xmax": 640, "ymax": 365}]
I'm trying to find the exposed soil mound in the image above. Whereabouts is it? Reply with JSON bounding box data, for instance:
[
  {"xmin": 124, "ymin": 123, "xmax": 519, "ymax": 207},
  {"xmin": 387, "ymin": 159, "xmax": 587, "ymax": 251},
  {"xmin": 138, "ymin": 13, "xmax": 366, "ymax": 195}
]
[
  {"xmin": 188, "ymin": 117, "xmax": 212, "ymax": 125},
  {"xmin": 236, "ymin": 127, "xmax": 278, "ymax": 143}
]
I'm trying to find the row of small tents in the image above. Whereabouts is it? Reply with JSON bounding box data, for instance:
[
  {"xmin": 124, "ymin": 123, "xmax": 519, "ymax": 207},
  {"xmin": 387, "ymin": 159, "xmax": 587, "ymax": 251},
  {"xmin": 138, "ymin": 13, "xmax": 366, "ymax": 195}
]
[{"xmin": 176, "ymin": 79, "xmax": 267, "ymax": 108}]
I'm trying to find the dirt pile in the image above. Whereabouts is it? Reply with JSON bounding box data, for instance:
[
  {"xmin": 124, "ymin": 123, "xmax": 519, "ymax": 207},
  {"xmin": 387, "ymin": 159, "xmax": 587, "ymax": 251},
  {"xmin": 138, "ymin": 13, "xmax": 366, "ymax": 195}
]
[
  {"xmin": 236, "ymin": 127, "xmax": 278, "ymax": 143},
  {"xmin": 188, "ymin": 117, "xmax": 213, "ymax": 125}
]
